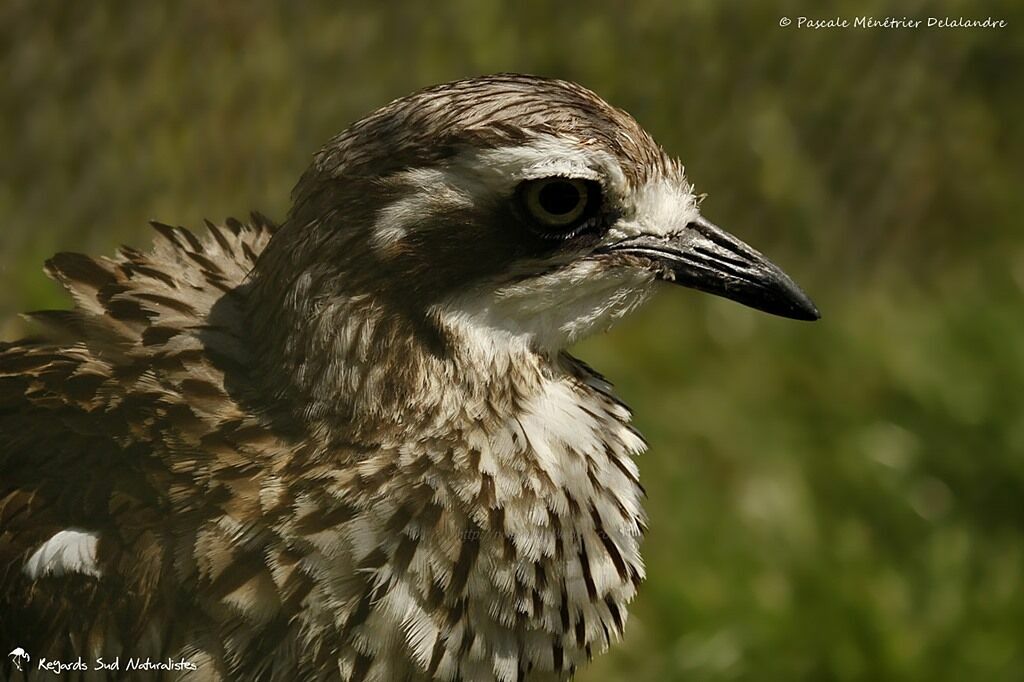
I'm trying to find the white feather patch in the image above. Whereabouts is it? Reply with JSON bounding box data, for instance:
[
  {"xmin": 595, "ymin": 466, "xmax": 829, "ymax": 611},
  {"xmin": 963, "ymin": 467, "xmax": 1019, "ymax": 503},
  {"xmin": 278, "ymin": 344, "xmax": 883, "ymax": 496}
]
[
  {"xmin": 24, "ymin": 528, "xmax": 102, "ymax": 579},
  {"xmin": 471, "ymin": 137, "xmax": 627, "ymax": 189},
  {"xmin": 435, "ymin": 261, "xmax": 654, "ymax": 351},
  {"xmin": 608, "ymin": 177, "xmax": 699, "ymax": 239}
]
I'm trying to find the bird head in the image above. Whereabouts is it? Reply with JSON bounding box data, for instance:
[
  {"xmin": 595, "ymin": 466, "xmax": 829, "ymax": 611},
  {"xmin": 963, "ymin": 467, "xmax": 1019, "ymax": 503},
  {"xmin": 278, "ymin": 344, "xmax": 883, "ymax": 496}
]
[{"xmin": 248, "ymin": 75, "xmax": 817, "ymax": 420}]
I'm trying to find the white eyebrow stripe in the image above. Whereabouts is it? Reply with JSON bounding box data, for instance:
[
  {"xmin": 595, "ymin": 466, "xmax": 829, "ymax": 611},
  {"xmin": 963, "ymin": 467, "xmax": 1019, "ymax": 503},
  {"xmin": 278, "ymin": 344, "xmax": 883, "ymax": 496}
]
[
  {"xmin": 23, "ymin": 528, "xmax": 102, "ymax": 579},
  {"xmin": 473, "ymin": 137, "xmax": 627, "ymax": 188}
]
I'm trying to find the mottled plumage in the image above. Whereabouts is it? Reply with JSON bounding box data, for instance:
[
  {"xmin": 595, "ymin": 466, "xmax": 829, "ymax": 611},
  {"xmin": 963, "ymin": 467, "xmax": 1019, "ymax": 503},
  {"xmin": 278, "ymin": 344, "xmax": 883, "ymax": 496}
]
[{"xmin": 1, "ymin": 74, "xmax": 816, "ymax": 681}]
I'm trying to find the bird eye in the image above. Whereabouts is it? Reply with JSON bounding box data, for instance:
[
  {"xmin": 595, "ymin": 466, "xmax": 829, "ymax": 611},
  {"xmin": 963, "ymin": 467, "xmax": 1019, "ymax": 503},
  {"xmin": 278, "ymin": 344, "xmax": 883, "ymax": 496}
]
[{"xmin": 519, "ymin": 177, "xmax": 599, "ymax": 234}]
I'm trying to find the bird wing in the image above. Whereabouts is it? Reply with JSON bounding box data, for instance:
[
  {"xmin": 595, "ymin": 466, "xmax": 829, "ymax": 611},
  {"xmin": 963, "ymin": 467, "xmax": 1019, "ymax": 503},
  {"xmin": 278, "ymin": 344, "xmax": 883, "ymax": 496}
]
[{"xmin": 0, "ymin": 215, "xmax": 282, "ymax": 669}]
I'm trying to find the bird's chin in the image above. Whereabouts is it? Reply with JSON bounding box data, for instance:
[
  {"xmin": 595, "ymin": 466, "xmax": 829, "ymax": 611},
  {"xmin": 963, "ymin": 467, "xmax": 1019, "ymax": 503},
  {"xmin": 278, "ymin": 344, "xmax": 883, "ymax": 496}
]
[{"xmin": 434, "ymin": 262, "xmax": 656, "ymax": 352}]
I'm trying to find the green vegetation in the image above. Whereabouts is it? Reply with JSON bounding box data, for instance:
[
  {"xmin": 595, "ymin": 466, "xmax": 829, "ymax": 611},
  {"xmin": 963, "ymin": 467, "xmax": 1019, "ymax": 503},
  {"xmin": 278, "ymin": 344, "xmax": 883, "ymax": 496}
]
[{"xmin": 2, "ymin": 1, "xmax": 1021, "ymax": 679}]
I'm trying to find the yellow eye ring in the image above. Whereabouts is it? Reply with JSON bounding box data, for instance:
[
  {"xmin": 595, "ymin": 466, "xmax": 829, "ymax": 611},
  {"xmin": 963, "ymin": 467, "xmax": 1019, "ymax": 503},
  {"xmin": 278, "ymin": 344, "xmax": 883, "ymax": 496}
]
[{"xmin": 522, "ymin": 177, "xmax": 591, "ymax": 228}]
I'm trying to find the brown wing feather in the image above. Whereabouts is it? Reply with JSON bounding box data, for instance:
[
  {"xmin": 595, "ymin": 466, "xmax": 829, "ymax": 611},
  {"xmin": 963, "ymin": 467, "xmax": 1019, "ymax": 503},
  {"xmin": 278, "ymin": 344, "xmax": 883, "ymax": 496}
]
[{"xmin": 0, "ymin": 214, "xmax": 284, "ymax": 674}]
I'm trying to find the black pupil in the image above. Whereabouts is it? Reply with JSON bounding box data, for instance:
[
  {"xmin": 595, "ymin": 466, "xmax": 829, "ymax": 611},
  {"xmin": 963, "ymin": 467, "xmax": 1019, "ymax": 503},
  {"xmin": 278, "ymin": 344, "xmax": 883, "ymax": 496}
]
[{"xmin": 538, "ymin": 181, "xmax": 582, "ymax": 216}]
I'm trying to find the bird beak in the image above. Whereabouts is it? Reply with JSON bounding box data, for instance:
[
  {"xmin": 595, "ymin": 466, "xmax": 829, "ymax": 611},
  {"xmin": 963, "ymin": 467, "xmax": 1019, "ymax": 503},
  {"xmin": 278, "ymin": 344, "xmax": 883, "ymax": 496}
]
[{"xmin": 603, "ymin": 215, "xmax": 820, "ymax": 321}]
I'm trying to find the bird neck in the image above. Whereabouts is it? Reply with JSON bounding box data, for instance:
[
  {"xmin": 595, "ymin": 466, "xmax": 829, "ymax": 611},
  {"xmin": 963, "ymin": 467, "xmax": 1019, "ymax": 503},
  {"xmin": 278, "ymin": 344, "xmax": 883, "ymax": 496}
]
[{"xmin": 244, "ymin": 272, "xmax": 552, "ymax": 444}]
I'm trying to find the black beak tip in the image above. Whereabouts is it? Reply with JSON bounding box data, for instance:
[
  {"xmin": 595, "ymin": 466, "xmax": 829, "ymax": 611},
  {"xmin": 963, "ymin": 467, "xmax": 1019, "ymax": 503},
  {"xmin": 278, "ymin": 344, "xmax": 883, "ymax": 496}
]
[
  {"xmin": 792, "ymin": 299, "xmax": 822, "ymax": 322},
  {"xmin": 774, "ymin": 281, "xmax": 821, "ymax": 321}
]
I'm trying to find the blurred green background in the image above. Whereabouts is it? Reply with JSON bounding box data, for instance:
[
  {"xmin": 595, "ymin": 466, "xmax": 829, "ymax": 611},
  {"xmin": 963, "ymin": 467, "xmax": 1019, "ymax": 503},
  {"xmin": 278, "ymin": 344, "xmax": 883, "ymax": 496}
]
[{"xmin": 2, "ymin": 1, "xmax": 1022, "ymax": 680}]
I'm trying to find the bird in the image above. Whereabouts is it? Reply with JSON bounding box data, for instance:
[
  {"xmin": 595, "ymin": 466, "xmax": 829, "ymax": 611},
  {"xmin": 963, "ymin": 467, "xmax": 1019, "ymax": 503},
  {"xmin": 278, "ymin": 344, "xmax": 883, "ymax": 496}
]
[{"xmin": 0, "ymin": 74, "xmax": 818, "ymax": 681}]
